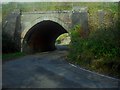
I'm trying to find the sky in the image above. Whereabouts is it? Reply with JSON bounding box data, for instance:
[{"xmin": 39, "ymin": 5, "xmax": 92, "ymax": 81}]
[{"xmin": 1, "ymin": 0, "xmax": 120, "ymax": 2}]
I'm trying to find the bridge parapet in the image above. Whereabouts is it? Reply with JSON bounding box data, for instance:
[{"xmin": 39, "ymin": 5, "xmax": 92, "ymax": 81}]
[{"xmin": 22, "ymin": 10, "xmax": 71, "ymax": 14}]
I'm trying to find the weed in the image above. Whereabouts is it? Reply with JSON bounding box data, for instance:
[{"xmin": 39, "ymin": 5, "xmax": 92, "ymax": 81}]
[{"xmin": 67, "ymin": 22, "xmax": 120, "ymax": 78}]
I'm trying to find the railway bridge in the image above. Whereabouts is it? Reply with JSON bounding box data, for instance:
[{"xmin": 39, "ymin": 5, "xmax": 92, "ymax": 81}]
[{"xmin": 3, "ymin": 8, "xmax": 89, "ymax": 53}]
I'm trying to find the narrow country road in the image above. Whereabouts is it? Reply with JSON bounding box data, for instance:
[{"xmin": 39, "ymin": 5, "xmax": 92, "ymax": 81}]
[{"xmin": 2, "ymin": 49, "xmax": 120, "ymax": 88}]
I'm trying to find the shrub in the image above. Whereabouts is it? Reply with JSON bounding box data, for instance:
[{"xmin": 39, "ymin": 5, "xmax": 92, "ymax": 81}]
[{"xmin": 67, "ymin": 22, "xmax": 120, "ymax": 78}]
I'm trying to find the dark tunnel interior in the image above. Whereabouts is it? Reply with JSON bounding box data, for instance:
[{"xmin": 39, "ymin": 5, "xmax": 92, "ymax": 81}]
[{"xmin": 23, "ymin": 20, "xmax": 68, "ymax": 53}]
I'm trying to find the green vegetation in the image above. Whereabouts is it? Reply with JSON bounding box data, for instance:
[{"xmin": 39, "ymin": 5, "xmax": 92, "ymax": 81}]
[
  {"xmin": 67, "ymin": 22, "xmax": 120, "ymax": 78},
  {"xmin": 2, "ymin": 52, "xmax": 26, "ymax": 62},
  {"xmin": 2, "ymin": 2, "xmax": 118, "ymax": 19},
  {"xmin": 2, "ymin": 2, "xmax": 17, "ymax": 19},
  {"xmin": 65, "ymin": 3, "xmax": 119, "ymax": 78},
  {"xmin": 2, "ymin": 2, "xmax": 119, "ymax": 78},
  {"xmin": 18, "ymin": 2, "xmax": 71, "ymax": 11},
  {"xmin": 56, "ymin": 33, "xmax": 70, "ymax": 45}
]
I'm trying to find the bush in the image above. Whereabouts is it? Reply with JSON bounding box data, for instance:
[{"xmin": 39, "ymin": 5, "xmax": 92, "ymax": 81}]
[{"xmin": 67, "ymin": 23, "xmax": 120, "ymax": 78}]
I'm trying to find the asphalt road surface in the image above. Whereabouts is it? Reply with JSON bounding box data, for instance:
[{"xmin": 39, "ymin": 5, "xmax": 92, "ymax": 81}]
[{"xmin": 2, "ymin": 49, "xmax": 120, "ymax": 88}]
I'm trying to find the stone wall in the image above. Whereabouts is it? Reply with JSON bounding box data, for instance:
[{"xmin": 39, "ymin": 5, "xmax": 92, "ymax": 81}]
[{"xmin": 2, "ymin": 10, "xmax": 21, "ymax": 53}]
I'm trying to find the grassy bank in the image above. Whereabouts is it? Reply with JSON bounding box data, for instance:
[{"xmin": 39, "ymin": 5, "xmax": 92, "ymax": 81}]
[
  {"xmin": 2, "ymin": 2, "xmax": 118, "ymax": 19},
  {"xmin": 2, "ymin": 52, "xmax": 26, "ymax": 62},
  {"xmin": 67, "ymin": 23, "xmax": 120, "ymax": 79}
]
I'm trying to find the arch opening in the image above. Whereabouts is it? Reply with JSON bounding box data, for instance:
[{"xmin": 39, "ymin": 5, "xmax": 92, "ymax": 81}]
[
  {"xmin": 22, "ymin": 20, "xmax": 68, "ymax": 53},
  {"xmin": 55, "ymin": 33, "xmax": 71, "ymax": 51}
]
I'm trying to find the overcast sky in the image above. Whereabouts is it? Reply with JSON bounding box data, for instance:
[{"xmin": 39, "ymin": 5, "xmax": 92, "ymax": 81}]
[{"xmin": 1, "ymin": 0, "xmax": 120, "ymax": 3}]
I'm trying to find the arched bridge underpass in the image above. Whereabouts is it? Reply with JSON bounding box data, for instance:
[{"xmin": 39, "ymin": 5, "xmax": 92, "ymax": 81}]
[
  {"xmin": 3, "ymin": 8, "xmax": 89, "ymax": 54},
  {"xmin": 22, "ymin": 20, "xmax": 68, "ymax": 53}
]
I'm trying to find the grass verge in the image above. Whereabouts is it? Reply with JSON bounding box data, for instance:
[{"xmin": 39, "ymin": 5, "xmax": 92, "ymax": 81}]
[{"xmin": 2, "ymin": 52, "xmax": 26, "ymax": 63}]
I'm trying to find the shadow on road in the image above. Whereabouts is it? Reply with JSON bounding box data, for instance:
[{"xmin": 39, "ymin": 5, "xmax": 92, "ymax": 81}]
[{"xmin": 55, "ymin": 44, "xmax": 69, "ymax": 51}]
